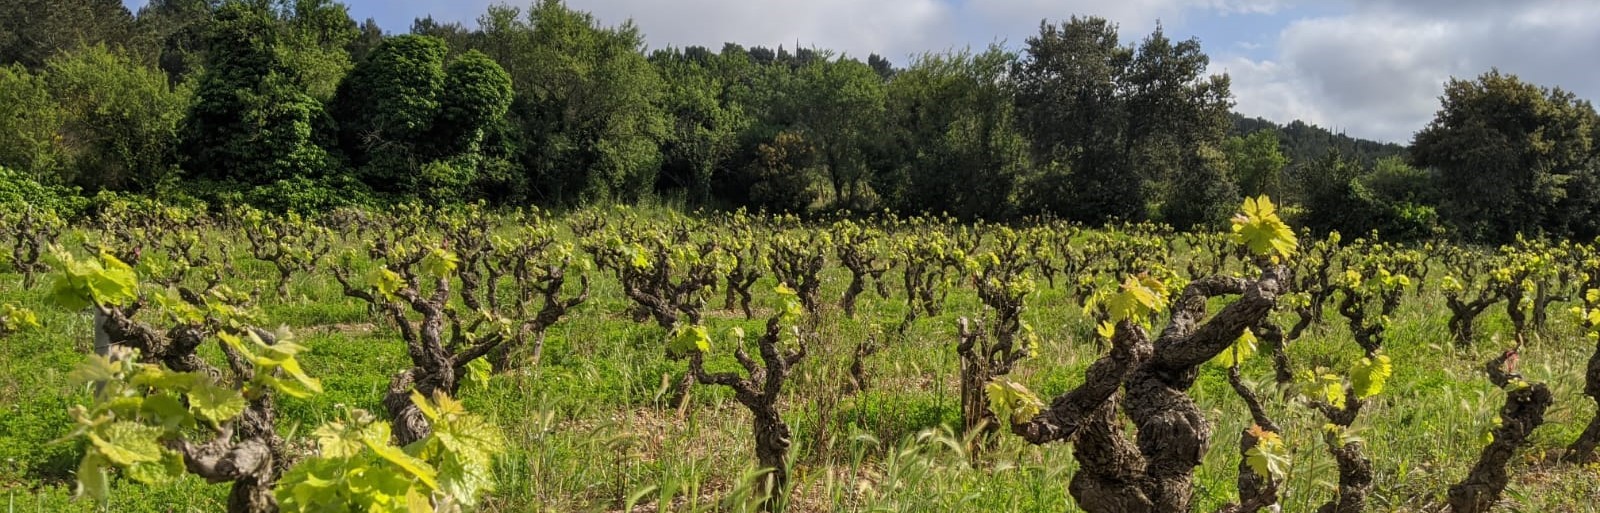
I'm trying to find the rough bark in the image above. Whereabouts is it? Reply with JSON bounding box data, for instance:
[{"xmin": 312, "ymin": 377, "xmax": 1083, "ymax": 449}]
[
  {"xmin": 1069, "ymin": 396, "xmax": 1154, "ymax": 513},
  {"xmin": 338, "ymin": 239, "xmax": 584, "ymax": 445},
  {"xmin": 690, "ymin": 315, "xmax": 806, "ymax": 511},
  {"xmin": 1316, "ymin": 432, "xmax": 1372, "ymax": 513},
  {"xmin": 845, "ymin": 334, "xmax": 879, "ymax": 394},
  {"xmin": 769, "ymin": 234, "xmax": 827, "ymax": 315},
  {"xmin": 101, "ymin": 300, "xmax": 285, "ymax": 513},
  {"xmin": 752, "ymin": 406, "xmax": 792, "ymax": 503},
  {"xmin": 1227, "ymin": 364, "xmax": 1280, "ymax": 512},
  {"xmin": 1256, "ymin": 320, "xmax": 1294, "ymax": 386},
  {"xmin": 1014, "ymin": 263, "xmax": 1288, "ymax": 511},
  {"xmin": 1125, "ymin": 270, "xmax": 1284, "ymax": 512},
  {"xmin": 1564, "ymin": 336, "xmax": 1600, "ymax": 463},
  {"xmin": 837, "ymin": 234, "xmax": 888, "ymax": 319},
  {"xmin": 1013, "ymin": 321, "xmax": 1151, "ymax": 444},
  {"xmin": 1447, "ymin": 353, "xmax": 1553, "ymax": 513},
  {"xmin": 1446, "ymin": 291, "xmax": 1497, "ymax": 348}
]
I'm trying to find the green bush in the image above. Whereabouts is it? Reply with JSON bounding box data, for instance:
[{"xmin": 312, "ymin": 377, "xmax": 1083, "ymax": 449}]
[
  {"xmin": 0, "ymin": 165, "xmax": 87, "ymax": 216},
  {"xmin": 246, "ymin": 175, "xmax": 374, "ymax": 214}
]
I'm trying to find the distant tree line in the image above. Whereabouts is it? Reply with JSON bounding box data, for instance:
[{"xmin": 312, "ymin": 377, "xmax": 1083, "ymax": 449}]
[{"xmin": 2, "ymin": 0, "xmax": 1598, "ymax": 242}]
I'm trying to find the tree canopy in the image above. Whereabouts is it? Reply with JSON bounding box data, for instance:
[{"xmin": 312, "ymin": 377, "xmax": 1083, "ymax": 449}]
[{"xmin": 0, "ymin": 1, "xmax": 1594, "ymax": 242}]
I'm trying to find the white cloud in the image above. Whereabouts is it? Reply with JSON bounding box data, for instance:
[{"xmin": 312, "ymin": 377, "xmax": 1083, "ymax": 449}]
[
  {"xmin": 575, "ymin": 0, "xmax": 954, "ymax": 60},
  {"xmin": 342, "ymin": 0, "xmax": 1600, "ymax": 145},
  {"xmin": 1219, "ymin": 0, "xmax": 1600, "ymax": 143},
  {"xmin": 569, "ymin": 0, "xmax": 1301, "ymax": 60}
]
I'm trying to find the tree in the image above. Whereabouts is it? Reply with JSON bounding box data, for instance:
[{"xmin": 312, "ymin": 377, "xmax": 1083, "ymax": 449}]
[
  {"xmin": 0, "ymin": 64, "xmax": 64, "ymax": 181},
  {"xmin": 331, "ymin": 34, "xmax": 447, "ymax": 174},
  {"xmin": 45, "ymin": 45, "xmax": 191, "ymax": 192},
  {"xmin": 1014, "ymin": 19, "xmax": 1235, "ymax": 225},
  {"xmin": 789, "ymin": 54, "xmax": 886, "ymax": 210},
  {"xmin": 1226, "ymin": 130, "xmax": 1288, "ymax": 198},
  {"xmin": 409, "ymin": 15, "xmax": 477, "ymax": 57},
  {"xmin": 1231, "ymin": 115, "xmax": 1405, "ymax": 187},
  {"xmin": 0, "ymin": 0, "xmax": 138, "ymax": 69},
  {"xmin": 1294, "ymin": 150, "xmax": 1440, "ymax": 240},
  {"xmin": 867, "ymin": 53, "xmax": 895, "ymax": 80},
  {"xmin": 330, "ymin": 35, "xmax": 512, "ymax": 200},
  {"xmin": 1124, "ymin": 25, "xmax": 1236, "ymax": 228},
  {"xmin": 278, "ymin": 0, "xmax": 359, "ymax": 101},
  {"xmin": 178, "ymin": 0, "xmax": 331, "ymax": 188},
  {"xmin": 478, "ymin": 1, "xmax": 668, "ymax": 204},
  {"xmin": 1412, "ymin": 69, "xmax": 1599, "ymax": 242},
  {"xmin": 651, "ymin": 47, "xmax": 750, "ymax": 204},
  {"xmin": 346, "ymin": 17, "xmax": 383, "ymax": 63},
  {"xmin": 1296, "ymin": 149, "xmax": 1372, "ymax": 235},
  {"xmin": 131, "ymin": 0, "xmax": 219, "ymax": 82},
  {"xmin": 1161, "ymin": 145, "xmax": 1239, "ymax": 229},
  {"xmin": 1013, "ymin": 17, "xmax": 1138, "ymax": 222},
  {"xmin": 880, "ymin": 47, "xmax": 1029, "ymax": 219}
]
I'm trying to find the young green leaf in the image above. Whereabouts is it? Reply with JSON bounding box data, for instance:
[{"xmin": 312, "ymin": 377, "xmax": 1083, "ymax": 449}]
[
  {"xmin": 1231, "ymin": 195, "xmax": 1298, "ymax": 260},
  {"xmin": 75, "ymin": 453, "xmax": 110, "ymax": 502},
  {"xmin": 1210, "ymin": 329, "xmax": 1259, "ymax": 368},
  {"xmin": 463, "ymin": 357, "xmax": 493, "ymax": 391},
  {"xmin": 421, "ymin": 247, "xmax": 460, "ymax": 278},
  {"xmin": 367, "ymin": 267, "xmax": 404, "ymax": 300},
  {"xmin": 1350, "ymin": 354, "xmax": 1393, "ymax": 399},
  {"xmin": 188, "ymin": 382, "xmax": 248, "ymax": 424},
  {"xmin": 360, "ymin": 422, "xmax": 439, "ymax": 490},
  {"xmin": 89, "ymin": 421, "xmax": 165, "ymax": 466},
  {"xmin": 984, "ymin": 377, "xmax": 1045, "ymax": 425},
  {"xmin": 668, "ymin": 325, "xmax": 711, "ymax": 355},
  {"xmin": 1244, "ymin": 424, "xmax": 1290, "ymax": 481}
]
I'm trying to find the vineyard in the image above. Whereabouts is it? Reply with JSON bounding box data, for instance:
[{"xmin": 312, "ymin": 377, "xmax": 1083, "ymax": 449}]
[{"xmin": 3, "ymin": 196, "xmax": 1600, "ymax": 512}]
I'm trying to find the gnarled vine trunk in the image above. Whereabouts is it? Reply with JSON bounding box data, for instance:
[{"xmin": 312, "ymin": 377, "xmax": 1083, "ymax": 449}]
[
  {"xmin": 690, "ymin": 315, "xmax": 806, "ymax": 512},
  {"xmin": 1013, "ymin": 264, "xmax": 1287, "ymax": 512},
  {"xmin": 1564, "ymin": 336, "xmax": 1600, "ymax": 463},
  {"xmin": 1447, "ymin": 353, "xmax": 1553, "ymax": 513}
]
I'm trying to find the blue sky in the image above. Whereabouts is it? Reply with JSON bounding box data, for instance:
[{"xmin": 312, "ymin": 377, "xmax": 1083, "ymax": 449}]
[{"xmin": 123, "ymin": 1, "xmax": 1600, "ymax": 144}]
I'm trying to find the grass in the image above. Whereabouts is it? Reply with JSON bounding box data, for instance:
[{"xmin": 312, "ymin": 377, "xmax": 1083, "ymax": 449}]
[{"xmin": 2, "ymin": 215, "xmax": 1600, "ymax": 512}]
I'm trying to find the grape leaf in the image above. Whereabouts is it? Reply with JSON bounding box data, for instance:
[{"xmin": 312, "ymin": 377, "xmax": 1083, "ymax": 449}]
[
  {"xmin": 1231, "ymin": 196, "xmax": 1298, "ymax": 260},
  {"xmin": 1350, "ymin": 354, "xmax": 1392, "ymax": 399},
  {"xmin": 130, "ymin": 366, "xmax": 204, "ymax": 391},
  {"xmin": 1210, "ymin": 329, "xmax": 1258, "ymax": 368},
  {"xmin": 124, "ymin": 450, "xmax": 185, "ymax": 485},
  {"xmin": 90, "ymin": 421, "xmax": 164, "ymax": 466},
  {"xmin": 463, "ymin": 357, "xmax": 492, "ymax": 391},
  {"xmin": 140, "ymin": 393, "xmax": 196, "ymax": 433},
  {"xmin": 361, "ymin": 423, "xmax": 439, "ymax": 490},
  {"xmin": 1106, "ymin": 274, "xmax": 1168, "ymax": 323},
  {"xmin": 421, "ymin": 248, "xmax": 459, "ymax": 278},
  {"xmin": 312, "ymin": 421, "xmax": 364, "ymax": 459},
  {"xmin": 1, "ymin": 303, "xmax": 38, "ymax": 331},
  {"xmin": 367, "ymin": 267, "xmax": 404, "ymax": 300},
  {"xmin": 668, "ymin": 325, "xmax": 711, "ymax": 355},
  {"xmin": 89, "ymin": 251, "xmax": 139, "ymax": 306},
  {"xmin": 1244, "ymin": 425, "xmax": 1290, "ymax": 481},
  {"xmin": 1299, "ymin": 370, "xmax": 1347, "ymax": 410},
  {"xmin": 69, "ymin": 355, "xmax": 120, "ymax": 385},
  {"xmin": 984, "ymin": 377, "xmax": 1045, "ymax": 425},
  {"xmin": 432, "ymin": 413, "xmax": 505, "ymax": 505},
  {"xmin": 75, "ymin": 453, "xmax": 110, "ymax": 502},
  {"xmin": 1096, "ymin": 320, "xmax": 1116, "ymax": 340},
  {"xmin": 189, "ymin": 382, "xmax": 247, "ymax": 424}
]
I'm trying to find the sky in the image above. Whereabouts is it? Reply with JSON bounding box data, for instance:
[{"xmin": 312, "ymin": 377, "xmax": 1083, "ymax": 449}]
[{"xmin": 125, "ymin": 0, "xmax": 1600, "ymax": 144}]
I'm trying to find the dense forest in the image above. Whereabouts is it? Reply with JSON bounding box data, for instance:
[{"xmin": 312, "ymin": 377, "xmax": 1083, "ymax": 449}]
[{"xmin": 2, "ymin": 0, "xmax": 1599, "ymax": 243}]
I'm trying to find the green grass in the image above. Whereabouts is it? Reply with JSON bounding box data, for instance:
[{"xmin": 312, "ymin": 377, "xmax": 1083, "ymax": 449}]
[{"xmin": 2, "ymin": 219, "xmax": 1600, "ymax": 513}]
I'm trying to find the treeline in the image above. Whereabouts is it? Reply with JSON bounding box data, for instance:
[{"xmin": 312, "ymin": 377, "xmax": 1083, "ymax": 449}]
[
  {"xmin": 1230, "ymin": 114, "xmax": 1406, "ymax": 168},
  {"xmin": 2, "ymin": 0, "xmax": 1598, "ymax": 243}
]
